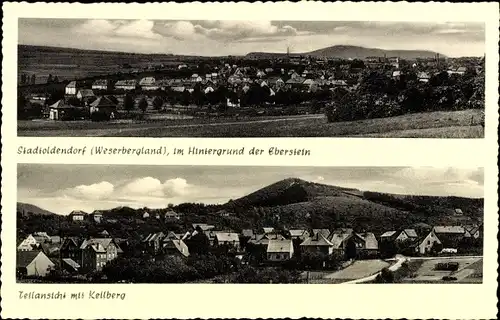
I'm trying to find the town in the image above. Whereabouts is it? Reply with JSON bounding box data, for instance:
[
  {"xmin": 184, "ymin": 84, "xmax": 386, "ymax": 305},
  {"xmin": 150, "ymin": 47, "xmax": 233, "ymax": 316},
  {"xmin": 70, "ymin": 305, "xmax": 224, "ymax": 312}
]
[
  {"xmin": 17, "ymin": 178, "xmax": 484, "ymax": 284},
  {"xmin": 18, "ymin": 45, "xmax": 485, "ymax": 137}
]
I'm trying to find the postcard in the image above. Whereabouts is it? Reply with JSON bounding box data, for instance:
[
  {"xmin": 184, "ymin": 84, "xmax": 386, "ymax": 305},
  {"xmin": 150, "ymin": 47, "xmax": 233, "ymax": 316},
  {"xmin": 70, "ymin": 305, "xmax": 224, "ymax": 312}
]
[{"xmin": 1, "ymin": 2, "xmax": 498, "ymax": 319}]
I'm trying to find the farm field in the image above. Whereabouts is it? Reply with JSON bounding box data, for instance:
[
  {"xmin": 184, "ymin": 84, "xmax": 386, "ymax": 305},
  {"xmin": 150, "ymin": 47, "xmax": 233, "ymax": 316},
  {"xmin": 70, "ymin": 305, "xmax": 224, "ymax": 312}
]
[
  {"xmin": 17, "ymin": 109, "xmax": 484, "ymax": 138},
  {"xmin": 402, "ymin": 257, "xmax": 483, "ymax": 283}
]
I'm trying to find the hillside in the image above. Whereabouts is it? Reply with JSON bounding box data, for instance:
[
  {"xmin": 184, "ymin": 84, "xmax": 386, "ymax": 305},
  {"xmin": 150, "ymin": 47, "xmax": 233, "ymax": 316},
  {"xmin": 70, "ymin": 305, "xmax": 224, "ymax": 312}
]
[
  {"xmin": 246, "ymin": 45, "xmax": 445, "ymax": 60},
  {"xmin": 17, "ymin": 202, "xmax": 56, "ymax": 216},
  {"xmin": 229, "ymin": 177, "xmax": 362, "ymax": 208}
]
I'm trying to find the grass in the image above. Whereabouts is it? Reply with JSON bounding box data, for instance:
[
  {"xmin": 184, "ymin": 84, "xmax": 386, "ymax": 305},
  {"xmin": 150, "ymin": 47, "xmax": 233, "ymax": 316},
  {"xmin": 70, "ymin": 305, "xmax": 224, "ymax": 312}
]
[
  {"xmin": 17, "ymin": 109, "xmax": 484, "ymax": 138},
  {"xmin": 324, "ymin": 259, "xmax": 390, "ymax": 280},
  {"xmin": 401, "ymin": 257, "xmax": 482, "ymax": 283}
]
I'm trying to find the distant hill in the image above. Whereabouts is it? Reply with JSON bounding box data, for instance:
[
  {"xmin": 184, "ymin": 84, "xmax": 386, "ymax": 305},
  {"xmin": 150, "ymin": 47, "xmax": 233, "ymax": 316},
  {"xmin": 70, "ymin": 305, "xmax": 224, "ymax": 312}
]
[
  {"xmin": 247, "ymin": 45, "xmax": 446, "ymax": 60},
  {"xmin": 230, "ymin": 177, "xmax": 363, "ymax": 207},
  {"xmin": 17, "ymin": 202, "xmax": 56, "ymax": 216}
]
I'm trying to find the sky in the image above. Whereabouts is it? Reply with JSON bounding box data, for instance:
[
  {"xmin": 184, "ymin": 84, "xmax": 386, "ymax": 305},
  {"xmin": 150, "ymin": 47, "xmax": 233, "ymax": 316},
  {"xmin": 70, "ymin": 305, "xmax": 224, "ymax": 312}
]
[
  {"xmin": 18, "ymin": 19, "xmax": 485, "ymax": 57},
  {"xmin": 17, "ymin": 165, "xmax": 484, "ymax": 215}
]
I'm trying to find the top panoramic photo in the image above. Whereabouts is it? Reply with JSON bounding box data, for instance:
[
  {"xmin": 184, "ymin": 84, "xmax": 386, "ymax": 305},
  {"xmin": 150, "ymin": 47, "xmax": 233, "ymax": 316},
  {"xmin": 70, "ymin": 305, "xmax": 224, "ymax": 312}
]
[{"xmin": 17, "ymin": 19, "xmax": 485, "ymax": 138}]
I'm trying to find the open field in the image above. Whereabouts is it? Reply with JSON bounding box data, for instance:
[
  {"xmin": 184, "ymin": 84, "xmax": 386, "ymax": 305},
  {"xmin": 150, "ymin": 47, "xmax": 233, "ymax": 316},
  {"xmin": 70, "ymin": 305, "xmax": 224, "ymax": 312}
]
[
  {"xmin": 324, "ymin": 260, "xmax": 390, "ymax": 281},
  {"xmin": 402, "ymin": 257, "xmax": 482, "ymax": 283},
  {"xmin": 18, "ymin": 109, "xmax": 484, "ymax": 138}
]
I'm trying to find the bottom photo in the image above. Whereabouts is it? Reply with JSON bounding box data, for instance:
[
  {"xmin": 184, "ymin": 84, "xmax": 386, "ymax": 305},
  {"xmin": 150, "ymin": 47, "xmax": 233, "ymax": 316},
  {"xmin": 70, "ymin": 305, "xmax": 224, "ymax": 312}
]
[{"xmin": 16, "ymin": 164, "xmax": 484, "ymax": 284}]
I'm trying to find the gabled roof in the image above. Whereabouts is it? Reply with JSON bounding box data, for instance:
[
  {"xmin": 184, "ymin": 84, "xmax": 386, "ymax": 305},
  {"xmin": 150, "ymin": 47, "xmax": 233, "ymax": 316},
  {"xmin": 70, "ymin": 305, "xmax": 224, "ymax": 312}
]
[
  {"xmin": 139, "ymin": 77, "xmax": 156, "ymax": 85},
  {"xmin": 329, "ymin": 228, "xmax": 354, "ymax": 248},
  {"xmin": 69, "ymin": 210, "xmax": 87, "ymax": 216},
  {"xmin": 192, "ymin": 223, "xmax": 215, "ymax": 231},
  {"xmin": 300, "ymin": 233, "xmax": 334, "ymax": 247},
  {"xmin": 381, "ymin": 231, "xmax": 397, "ymax": 238},
  {"xmin": 267, "ymin": 239, "xmax": 293, "ymax": 253},
  {"xmin": 77, "ymin": 89, "xmax": 95, "ymax": 98},
  {"xmin": 433, "ymin": 226, "xmax": 465, "ymax": 234},
  {"xmin": 289, "ymin": 229, "xmax": 307, "ymax": 237},
  {"xmin": 115, "ymin": 79, "xmax": 137, "ymax": 86},
  {"xmin": 92, "ymin": 79, "xmax": 110, "ymax": 86},
  {"xmin": 357, "ymin": 232, "xmax": 378, "ymax": 250},
  {"xmin": 163, "ymin": 239, "xmax": 189, "ymax": 257},
  {"xmin": 80, "ymin": 238, "xmax": 121, "ymax": 253},
  {"xmin": 403, "ymin": 229, "xmax": 418, "ymax": 238},
  {"xmin": 90, "ymin": 96, "xmax": 117, "ymax": 108},
  {"xmin": 312, "ymin": 229, "xmax": 331, "ymax": 239},
  {"xmin": 216, "ymin": 232, "xmax": 240, "ymax": 243},
  {"xmin": 49, "ymin": 100, "xmax": 76, "ymax": 109},
  {"xmin": 17, "ymin": 251, "xmax": 45, "ymax": 268},
  {"xmin": 62, "ymin": 258, "xmax": 80, "ymax": 270},
  {"xmin": 143, "ymin": 232, "xmax": 165, "ymax": 243}
]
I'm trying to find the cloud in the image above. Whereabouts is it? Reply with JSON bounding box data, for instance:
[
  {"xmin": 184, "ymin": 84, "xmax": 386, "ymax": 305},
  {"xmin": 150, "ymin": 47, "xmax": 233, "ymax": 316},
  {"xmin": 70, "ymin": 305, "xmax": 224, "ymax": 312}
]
[
  {"xmin": 64, "ymin": 181, "xmax": 115, "ymax": 200},
  {"xmin": 153, "ymin": 21, "xmax": 198, "ymax": 40},
  {"xmin": 74, "ymin": 19, "xmax": 161, "ymax": 39},
  {"xmin": 155, "ymin": 20, "xmax": 300, "ymax": 41}
]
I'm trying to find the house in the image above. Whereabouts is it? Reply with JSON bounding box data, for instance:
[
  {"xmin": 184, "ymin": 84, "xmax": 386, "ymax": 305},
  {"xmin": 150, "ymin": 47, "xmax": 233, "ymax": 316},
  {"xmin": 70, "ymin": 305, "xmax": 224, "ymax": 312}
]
[
  {"xmin": 330, "ymin": 79, "xmax": 348, "ymax": 87},
  {"xmin": 88, "ymin": 211, "xmax": 103, "ymax": 223},
  {"xmin": 89, "ymin": 96, "xmax": 117, "ymax": 119},
  {"xmin": 267, "ymin": 240, "xmax": 294, "ymax": 261},
  {"xmin": 464, "ymin": 224, "xmax": 482, "ymax": 239},
  {"xmin": 329, "ymin": 228, "xmax": 355, "ymax": 251},
  {"xmin": 300, "ymin": 233, "xmax": 334, "ymax": 255},
  {"xmin": 80, "ymin": 238, "xmax": 122, "ymax": 272},
  {"xmin": 61, "ymin": 258, "xmax": 81, "ymax": 273},
  {"xmin": 142, "ymin": 232, "xmax": 165, "ymax": 254},
  {"xmin": 50, "ymin": 235, "xmax": 61, "ymax": 244},
  {"xmin": 288, "ymin": 229, "xmax": 310, "ymax": 241},
  {"xmin": 115, "ymin": 79, "xmax": 137, "ymax": 91},
  {"xmin": 381, "ymin": 229, "xmax": 418, "ymax": 243},
  {"xmin": 413, "ymin": 230, "xmax": 442, "ymax": 254},
  {"xmin": 417, "ymin": 72, "xmax": 431, "ymax": 83},
  {"xmin": 355, "ymin": 233, "xmax": 379, "ymax": 252},
  {"xmin": 17, "ymin": 251, "xmax": 55, "ymax": 277},
  {"xmin": 392, "ymin": 70, "xmax": 402, "ymax": 79},
  {"xmin": 142, "ymin": 211, "xmax": 150, "ymax": 219},
  {"xmin": 139, "ymin": 77, "xmax": 159, "ymax": 91},
  {"xmin": 92, "ymin": 79, "xmax": 112, "ymax": 91},
  {"xmin": 17, "ymin": 234, "xmax": 39, "ymax": 251},
  {"xmin": 204, "ymin": 86, "xmax": 215, "ymax": 94},
  {"xmin": 191, "ymin": 74, "xmax": 203, "ymax": 82},
  {"xmin": 32, "ymin": 232, "xmax": 52, "ymax": 244},
  {"xmin": 433, "ymin": 226, "xmax": 465, "ymax": 248},
  {"xmin": 178, "ymin": 64, "xmax": 188, "ymax": 70},
  {"xmin": 447, "ymin": 66, "xmax": 467, "ymax": 76},
  {"xmin": 163, "ymin": 239, "xmax": 190, "ymax": 258},
  {"xmin": 99, "ymin": 230, "xmax": 110, "ymax": 238},
  {"xmin": 65, "ymin": 81, "xmax": 83, "ymax": 96},
  {"xmin": 76, "ymin": 89, "xmax": 95, "ymax": 102},
  {"xmin": 454, "ymin": 208, "xmax": 464, "ymax": 215},
  {"xmin": 60, "ymin": 237, "xmax": 83, "ymax": 263},
  {"xmin": 48, "ymin": 100, "xmax": 85, "ymax": 121},
  {"xmin": 215, "ymin": 232, "xmax": 241, "ymax": 251},
  {"xmin": 68, "ymin": 210, "xmax": 86, "ymax": 221},
  {"xmin": 164, "ymin": 210, "xmax": 181, "ymax": 220},
  {"xmin": 248, "ymin": 233, "xmax": 285, "ymax": 247}
]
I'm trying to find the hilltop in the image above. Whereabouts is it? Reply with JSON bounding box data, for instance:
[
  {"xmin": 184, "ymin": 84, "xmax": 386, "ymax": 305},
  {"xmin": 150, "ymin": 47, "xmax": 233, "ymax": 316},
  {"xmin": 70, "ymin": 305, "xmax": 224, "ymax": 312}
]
[
  {"xmin": 246, "ymin": 45, "xmax": 446, "ymax": 60},
  {"xmin": 17, "ymin": 202, "xmax": 56, "ymax": 216}
]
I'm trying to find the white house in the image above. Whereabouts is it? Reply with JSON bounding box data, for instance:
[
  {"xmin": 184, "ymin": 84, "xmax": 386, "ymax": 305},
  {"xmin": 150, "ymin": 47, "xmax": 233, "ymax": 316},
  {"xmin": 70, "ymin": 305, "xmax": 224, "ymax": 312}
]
[
  {"xmin": 17, "ymin": 234, "xmax": 39, "ymax": 251},
  {"xmin": 267, "ymin": 239, "xmax": 294, "ymax": 261},
  {"xmin": 17, "ymin": 251, "xmax": 55, "ymax": 277}
]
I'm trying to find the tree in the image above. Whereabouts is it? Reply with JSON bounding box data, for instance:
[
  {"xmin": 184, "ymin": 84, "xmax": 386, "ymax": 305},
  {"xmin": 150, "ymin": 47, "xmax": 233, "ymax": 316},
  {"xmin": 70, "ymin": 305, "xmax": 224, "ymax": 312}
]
[
  {"xmin": 123, "ymin": 94, "xmax": 135, "ymax": 113},
  {"xmin": 138, "ymin": 97, "xmax": 148, "ymax": 113},
  {"xmin": 344, "ymin": 237, "xmax": 357, "ymax": 260},
  {"xmin": 47, "ymin": 74, "xmax": 53, "ymax": 84},
  {"xmin": 152, "ymin": 96, "xmax": 164, "ymax": 110},
  {"xmin": 53, "ymin": 76, "xmax": 59, "ymax": 83}
]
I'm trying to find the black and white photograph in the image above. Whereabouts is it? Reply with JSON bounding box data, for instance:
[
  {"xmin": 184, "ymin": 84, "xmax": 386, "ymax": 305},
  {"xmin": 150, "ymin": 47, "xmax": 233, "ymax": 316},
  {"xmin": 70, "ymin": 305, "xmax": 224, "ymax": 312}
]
[
  {"xmin": 17, "ymin": 19, "xmax": 485, "ymax": 138},
  {"xmin": 17, "ymin": 164, "xmax": 484, "ymax": 284}
]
